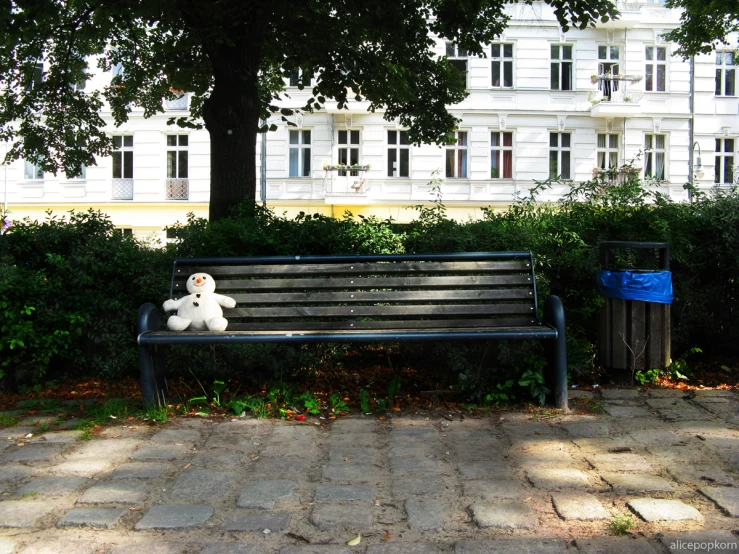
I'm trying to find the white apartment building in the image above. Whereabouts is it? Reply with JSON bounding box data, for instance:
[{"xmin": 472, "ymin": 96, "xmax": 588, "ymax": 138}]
[{"xmin": 2, "ymin": 1, "xmax": 737, "ymax": 242}]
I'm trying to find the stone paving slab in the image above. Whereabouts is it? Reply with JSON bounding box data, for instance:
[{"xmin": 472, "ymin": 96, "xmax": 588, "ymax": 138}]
[
  {"xmin": 604, "ymin": 406, "xmax": 652, "ymax": 418},
  {"xmin": 315, "ymin": 484, "xmax": 374, "ymax": 502},
  {"xmin": 15, "ymin": 475, "xmax": 89, "ymax": 497},
  {"xmin": 20, "ymin": 539, "xmax": 104, "ymax": 553},
  {"xmin": 461, "ymin": 479, "xmax": 523, "ymax": 499},
  {"xmin": 0, "ymin": 538, "xmax": 14, "ymax": 554},
  {"xmin": 455, "ymin": 539, "xmax": 568, "ymax": 553},
  {"xmin": 0, "ymin": 500, "xmax": 56, "ymax": 527},
  {"xmin": 1, "ymin": 445, "xmax": 63, "ymax": 463},
  {"xmin": 77, "ymin": 480, "xmax": 149, "ymax": 504},
  {"xmin": 468, "ymin": 500, "xmax": 537, "ymax": 529},
  {"xmin": 389, "ymin": 457, "xmax": 447, "ymax": 475},
  {"xmin": 391, "ymin": 476, "xmax": 446, "ymax": 497},
  {"xmin": 658, "ymin": 530, "xmax": 739, "ymax": 553},
  {"xmin": 134, "ymin": 504, "xmax": 214, "ymax": 529},
  {"xmin": 237, "ymin": 480, "xmax": 299, "ymax": 509},
  {"xmin": 659, "ymin": 408, "xmax": 714, "ymax": 421},
  {"xmin": 323, "ymin": 462, "xmax": 382, "ymax": 483},
  {"xmin": 0, "ymin": 464, "xmax": 34, "ymax": 483},
  {"xmin": 526, "ymin": 467, "xmax": 590, "ymax": 489},
  {"xmin": 551, "ymin": 492, "xmax": 610, "ymax": 520},
  {"xmin": 222, "ymin": 511, "xmax": 291, "ymax": 532},
  {"xmin": 57, "ymin": 507, "xmax": 125, "ymax": 528},
  {"xmin": 667, "ymin": 465, "xmax": 737, "ymax": 486},
  {"xmin": 130, "ymin": 443, "xmax": 190, "ymax": 461},
  {"xmin": 628, "ymin": 498, "xmax": 703, "ymax": 522},
  {"xmin": 406, "ymin": 496, "xmax": 445, "ymax": 530},
  {"xmin": 575, "ymin": 537, "xmax": 660, "ymax": 553},
  {"xmin": 109, "ymin": 461, "xmax": 173, "ymax": 480},
  {"xmin": 367, "ymin": 544, "xmax": 443, "ymax": 554},
  {"xmin": 167, "ymin": 469, "xmax": 235, "ymax": 501},
  {"xmin": 457, "ymin": 460, "xmax": 512, "ymax": 479},
  {"xmin": 562, "ymin": 422, "xmax": 609, "ymax": 437},
  {"xmin": 586, "ymin": 453, "xmax": 653, "ymax": 472},
  {"xmin": 602, "ymin": 473, "xmax": 675, "ymax": 494},
  {"xmin": 309, "ymin": 503, "xmax": 373, "ymax": 531},
  {"xmin": 602, "ymin": 389, "xmax": 642, "ymax": 399},
  {"xmin": 699, "ymin": 486, "xmax": 739, "ymax": 517},
  {"xmin": 33, "ymin": 431, "xmax": 82, "ymax": 443},
  {"xmin": 201, "ymin": 544, "xmax": 269, "ymax": 554}
]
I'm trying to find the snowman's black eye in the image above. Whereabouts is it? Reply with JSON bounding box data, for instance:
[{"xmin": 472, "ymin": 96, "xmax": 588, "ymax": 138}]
[
  {"xmin": 203, "ymin": 276, "xmax": 207, "ymax": 279},
  {"xmin": 191, "ymin": 276, "xmax": 195, "ymax": 280}
]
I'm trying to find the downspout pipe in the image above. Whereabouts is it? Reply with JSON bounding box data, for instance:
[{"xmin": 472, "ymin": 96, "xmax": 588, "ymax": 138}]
[{"xmin": 688, "ymin": 55, "xmax": 694, "ymax": 203}]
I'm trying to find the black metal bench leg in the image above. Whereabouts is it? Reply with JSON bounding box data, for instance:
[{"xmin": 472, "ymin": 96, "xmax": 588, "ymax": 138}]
[
  {"xmin": 544, "ymin": 295, "xmax": 568, "ymax": 410},
  {"xmin": 138, "ymin": 303, "xmax": 167, "ymax": 408}
]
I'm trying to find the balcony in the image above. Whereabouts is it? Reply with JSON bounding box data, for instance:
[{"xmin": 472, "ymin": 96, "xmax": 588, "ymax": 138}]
[
  {"xmin": 164, "ymin": 93, "xmax": 189, "ymax": 111},
  {"xmin": 166, "ymin": 178, "xmax": 189, "ymax": 200},
  {"xmin": 589, "ymin": 75, "xmax": 643, "ymax": 118},
  {"xmin": 112, "ymin": 178, "xmax": 134, "ymax": 200}
]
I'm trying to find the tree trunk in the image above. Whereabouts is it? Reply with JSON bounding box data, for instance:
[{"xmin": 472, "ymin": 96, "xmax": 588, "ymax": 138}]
[{"xmin": 202, "ymin": 52, "xmax": 262, "ymax": 222}]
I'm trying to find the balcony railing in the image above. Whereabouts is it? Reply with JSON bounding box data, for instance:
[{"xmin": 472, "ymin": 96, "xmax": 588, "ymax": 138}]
[
  {"xmin": 165, "ymin": 94, "xmax": 189, "ymax": 111},
  {"xmin": 166, "ymin": 178, "xmax": 189, "ymax": 200},
  {"xmin": 112, "ymin": 178, "xmax": 134, "ymax": 200}
]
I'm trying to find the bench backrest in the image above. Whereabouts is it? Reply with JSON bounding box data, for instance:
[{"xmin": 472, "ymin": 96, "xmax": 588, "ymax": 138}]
[{"xmin": 169, "ymin": 252, "xmax": 541, "ymax": 332}]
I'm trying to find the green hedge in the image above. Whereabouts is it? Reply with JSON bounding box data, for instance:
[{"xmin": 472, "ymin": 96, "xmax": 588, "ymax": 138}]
[{"xmin": 1, "ymin": 173, "xmax": 737, "ymax": 390}]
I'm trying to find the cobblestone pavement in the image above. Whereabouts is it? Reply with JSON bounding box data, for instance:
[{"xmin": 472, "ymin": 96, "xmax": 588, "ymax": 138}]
[{"xmin": 0, "ymin": 389, "xmax": 738, "ymax": 553}]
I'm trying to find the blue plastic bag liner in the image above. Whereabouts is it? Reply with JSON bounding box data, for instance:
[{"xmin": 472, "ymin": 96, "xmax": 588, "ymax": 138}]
[{"xmin": 596, "ymin": 270, "xmax": 673, "ymax": 304}]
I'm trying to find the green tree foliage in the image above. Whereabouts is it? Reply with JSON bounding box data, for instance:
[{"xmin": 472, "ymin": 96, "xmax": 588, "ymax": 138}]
[
  {"xmin": 662, "ymin": 0, "xmax": 739, "ymax": 57},
  {"xmin": 0, "ymin": 0, "xmax": 618, "ymax": 221}
]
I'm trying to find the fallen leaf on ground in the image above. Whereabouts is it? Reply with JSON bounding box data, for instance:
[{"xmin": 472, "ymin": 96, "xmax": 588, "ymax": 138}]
[{"xmin": 347, "ymin": 534, "xmax": 361, "ymax": 546}]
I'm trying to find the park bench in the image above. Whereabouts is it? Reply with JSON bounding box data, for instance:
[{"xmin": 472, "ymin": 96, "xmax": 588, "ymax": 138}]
[{"xmin": 137, "ymin": 252, "xmax": 568, "ymax": 409}]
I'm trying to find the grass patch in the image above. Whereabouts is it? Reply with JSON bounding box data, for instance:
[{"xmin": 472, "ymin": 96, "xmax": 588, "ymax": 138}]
[
  {"xmin": 0, "ymin": 412, "xmax": 20, "ymax": 428},
  {"xmin": 610, "ymin": 514, "xmax": 634, "ymax": 536}
]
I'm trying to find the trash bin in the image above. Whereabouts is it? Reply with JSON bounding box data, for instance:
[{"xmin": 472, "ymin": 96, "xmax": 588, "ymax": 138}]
[{"xmin": 597, "ymin": 241, "xmax": 672, "ymax": 375}]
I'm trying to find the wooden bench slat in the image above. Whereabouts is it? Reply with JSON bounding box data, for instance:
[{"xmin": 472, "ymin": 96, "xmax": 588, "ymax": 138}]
[
  {"xmin": 223, "ymin": 303, "xmax": 535, "ymax": 318},
  {"xmin": 228, "ymin": 289, "xmax": 534, "ymax": 304},
  {"xmin": 175, "ymin": 260, "xmax": 531, "ymax": 277},
  {"xmin": 227, "ymin": 317, "xmax": 537, "ymax": 331},
  {"xmin": 203, "ymin": 274, "xmax": 534, "ymax": 291}
]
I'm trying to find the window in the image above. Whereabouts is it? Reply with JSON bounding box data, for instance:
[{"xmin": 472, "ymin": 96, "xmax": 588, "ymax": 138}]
[
  {"xmin": 645, "ymin": 46, "xmax": 666, "ymax": 92},
  {"xmin": 490, "ymin": 132, "xmax": 513, "ymax": 179},
  {"xmin": 388, "ymin": 130, "xmax": 410, "ymax": 177},
  {"xmin": 112, "ymin": 63, "xmax": 124, "ymax": 78},
  {"xmin": 167, "ymin": 135, "xmax": 189, "ymax": 179},
  {"xmin": 715, "ymin": 138, "xmax": 735, "ymax": 185},
  {"xmin": 715, "ymin": 52, "xmax": 736, "ymax": 96},
  {"xmin": 446, "ymin": 42, "xmax": 468, "ymax": 81},
  {"xmin": 549, "ymin": 132, "xmax": 571, "ymax": 179},
  {"xmin": 491, "ymin": 43, "xmax": 513, "ymax": 88},
  {"xmin": 288, "ymin": 68, "xmax": 311, "ymax": 88},
  {"xmin": 338, "ymin": 130, "xmax": 360, "ymax": 176},
  {"xmin": 112, "ymin": 135, "xmax": 133, "ymax": 179},
  {"xmin": 597, "ymin": 133, "xmax": 619, "ymax": 170},
  {"xmin": 644, "ymin": 134, "xmax": 666, "ymax": 180},
  {"xmin": 289, "ymin": 129, "xmax": 311, "ymax": 177},
  {"xmin": 24, "ymin": 159, "xmax": 43, "ymax": 180},
  {"xmin": 550, "ymin": 44, "xmax": 573, "ymax": 91},
  {"xmin": 24, "ymin": 62, "xmax": 43, "ymax": 92},
  {"xmin": 115, "ymin": 228, "xmax": 133, "ymax": 237},
  {"xmin": 598, "ymin": 46, "xmax": 620, "ymax": 100},
  {"xmin": 446, "ymin": 131, "xmax": 468, "ymax": 179},
  {"xmin": 66, "ymin": 165, "xmax": 86, "ymax": 181}
]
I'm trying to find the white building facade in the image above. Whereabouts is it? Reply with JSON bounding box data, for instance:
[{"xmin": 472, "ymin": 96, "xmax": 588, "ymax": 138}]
[{"xmin": 2, "ymin": 1, "xmax": 738, "ymax": 241}]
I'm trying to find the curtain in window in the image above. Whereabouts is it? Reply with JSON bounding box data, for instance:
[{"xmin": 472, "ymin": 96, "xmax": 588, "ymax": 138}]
[
  {"xmin": 458, "ymin": 151, "xmax": 467, "ymax": 178},
  {"xmin": 655, "ymin": 135, "xmax": 665, "ymax": 179},
  {"xmin": 491, "ymin": 151, "xmax": 500, "ymax": 178},
  {"xmin": 503, "ymin": 151, "xmax": 512, "ymax": 178}
]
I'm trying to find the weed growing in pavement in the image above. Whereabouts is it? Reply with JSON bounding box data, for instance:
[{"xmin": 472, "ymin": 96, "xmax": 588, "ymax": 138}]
[
  {"xmin": 21, "ymin": 491, "xmax": 39, "ymax": 498},
  {"xmin": 610, "ymin": 514, "xmax": 634, "ymax": 536},
  {"xmin": 78, "ymin": 428, "xmax": 93, "ymax": 441},
  {"xmin": 0, "ymin": 412, "xmax": 20, "ymax": 428},
  {"xmin": 359, "ymin": 389, "xmax": 371, "ymax": 413},
  {"xmin": 329, "ymin": 393, "xmax": 350, "ymax": 415}
]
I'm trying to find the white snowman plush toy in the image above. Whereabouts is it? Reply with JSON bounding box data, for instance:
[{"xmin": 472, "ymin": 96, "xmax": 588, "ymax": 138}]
[{"xmin": 162, "ymin": 272, "xmax": 236, "ymax": 331}]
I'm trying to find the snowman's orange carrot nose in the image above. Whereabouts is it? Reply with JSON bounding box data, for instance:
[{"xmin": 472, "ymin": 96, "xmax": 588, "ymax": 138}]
[{"xmin": 196, "ymin": 278, "xmax": 203, "ymax": 283}]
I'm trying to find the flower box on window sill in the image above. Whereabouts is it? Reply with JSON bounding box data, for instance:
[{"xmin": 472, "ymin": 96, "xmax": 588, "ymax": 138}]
[{"xmin": 323, "ymin": 164, "xmax": 371, "ymax": 172}]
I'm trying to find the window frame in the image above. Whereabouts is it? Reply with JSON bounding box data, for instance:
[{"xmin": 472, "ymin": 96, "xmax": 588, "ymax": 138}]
[
  {"xmin": 596, "ymin": 133, "xmax": 620, "ymax": 171},
  {"xmin": 445, "ymin": 130, "xmax": 469, "ymax": 179},
  {"xmin": 490, "ymin": 131, "xmax": 514, "ymax": 179},
  {"xmin": 550, "ymin": 44, "xmax": 574, "ymax": 91},
  {"xmin": 166, "ymin": 135, "xmax": 189, "ymax": 179},
  {"xmin": 23, "ymin": 159, "xmax": 44, "ymax": 181},
  {"xmin": 288, "ymin": 128, "xmax": 312, "ymax": 178},
  {"xmin": 387, "ymin": 129, "xmax": 410, "ymax": 178},
  {"xmin": 337, "ymin": 129, "xmax": 361, "ymax": 176},
  {"xmin": 645, "ymin": 45, "xmax": 667, "ymax": 93},
  {"xmin": 715, "ymin": 52, "xmax": 736, "ymax": 97},
  {"xmin": 644, "ymin": 134, "xmax": 667, "ymax": 181},
  {"xmin": 111, "ymin": 135, "xmax": 134, "ymax": 179},
  {"xmin": 446, "ymin": 42, "xmax": 469, "ymax": 87},
  {"xmin": 549, "ymin": 132, "xmax": 572, "ymax": 180},
  {"xmin": 491, "ymin": 43, "xmax": 514, "ymax": 89},
  {"xmin": 714, "ymin": 138, "xmax": 735, "ymax": 185}
]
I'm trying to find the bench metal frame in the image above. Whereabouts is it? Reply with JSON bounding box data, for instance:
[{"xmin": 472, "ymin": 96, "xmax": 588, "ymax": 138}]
[{"xmin": 137, "ymin": 252, "xmax": 567, "ymax": 409}]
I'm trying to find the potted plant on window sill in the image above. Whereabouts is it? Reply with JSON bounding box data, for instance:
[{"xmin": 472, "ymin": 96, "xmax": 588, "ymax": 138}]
[{"xmin": 323, "ymin": 163, "xmax": 371, "ymax": 171}]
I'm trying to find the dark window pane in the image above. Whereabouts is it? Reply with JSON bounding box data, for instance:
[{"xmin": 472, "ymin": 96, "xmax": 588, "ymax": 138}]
[
  {"xmin": 338, "ymin": 130, "xmax": 347, "ymax": 144},
  {"xmin": 549, "ymin": 151, "xmax": 558, "ymax": 178},
  {"xmin": 562, "ymin": 62, "xmax": 572, "ymax": 90},
  {"xmin": 388, "ymin": 131, "xmax": 397, "ymax": 145},
  {"xmin": 716, "ymin": 69, "xmax": 722, "ymax": 95},
  {"xmin": 302, "ymin": 130, "xmax": 311, "ymax": 144},
  {"xmin": 123, "ymin": 151, "xmax": 133, "ymax": 178},
  {"xmin": 726, "ymin": 69, "xmax": 735, "ymax": 96},
  {"xmin": 289, "ymin": 148, "xmax": 298, "ymax": 176},
  {"xmin": 446, "ymin": 149, "xmax": 454, "ymax": 177},
  {"xmin": 716, "ymin": 139, "xmax": 721, "ymax": 152},
  {"xmin": 503, "ymin": 61, "xmax": 512, "ymax": 87},
  {"xmin": 457, "ymin": 131, "xmax": 467, "ymax": 146},
  {"xmin": 726, "ymin": 156, "xmax": 734, "ymax": 183},
  {"xmin": 551, "ymin": 45, "xmax": 559, "ymax": 59},
  {"xmin": 503, "ymin": 132, "xmax": 512, "ymax": 146},
  {"xmin": 399, "ymin": 131, "xmax": 409, "ymax": 145},
  {"xmin": 491, "ymin": 132, "xmax": 499, "ymax": 147},
  {"xmin": 646, "ymin": 65, "xmax": 654, "ymax": 91},
  {"xmin": 289, "ymin": 130, "xmax": 299, "ymax": 145},
  {"xmin": 112, "ymin": 136, "xmax": 122, "ymax": 148},
  {"xmin": 450, "ymin": 59, "xmax": 467, "ymax": 75},
  {"xmin": 167, "ymin": 151, "xmax": 176, "ymax": 178},
  {"xmin": 503, "ymin": 150, "xmax": 512, "ymax": 178},
  {"xmin": 338, "ymin": 149, "xmax": 348, "ymax": 165},
  {"xmin": 492, "ymin": 62, "xmax": 501, "ymax": 86},
  {"xmin": 178, "ymin": 151, "xmax": 188, "ymax": 178},
  {"xmin": 491, "ymin": 44, "xmax": 500, "ymax": 57},
  {"xmin": 350, "ymin": 130, "xmax": 360, "ymax": 144},
  {"xmin": 609, "ymin": 134, "xmax": 618, "ymax": 148},
  {"xmin": 561, "ymin": 151, "xmax": 571, "ymax": 179},
  {"xmin": 561, "ymin": 133, "xmax": 571, "ymax": 148},
  {"xmin": 551, "ymin": 63, "xmax": 560, "ymax": 90},
  {"xmin": 303, "ymin": 148, "xmax": 311, "ymax": 176},
  {"xmin": 550, "ymin": 133, "xmax": 558, "ymax": 147},
  {"xmin": 715, "ymin": 156, "xmax": 721, "ymax": 183},
  {"xmin": 112, "ymin": 152, "xmax": 121, "ymax": 178},
  {"xmin": 446, "ymin": 42, "xmax": 455, "ymax": 57},
  {"xmin": 289, "ymin": 70, "xmax": 300, "ymax": 86},
  {"xmin": 350, "ymin": 147, "xmax": 359, "ymax": 165},
  {"xmin": 657, "ymin": 65, "xmax": 666, "ymax": 91},
  {"xmin": 388, "ymin": 148, "xmax": 397, "ymax": 176},
  {"xmin": 504, "ymin": 44, "xmax": 513, "ymax": 57},
  {"xmin": 645, "ymin": 47, "xmax": 653, "ymax": 61},
  {"xmin": 167, "ymin": 136, "xmax": 177, "ymax": 147},
  {"xmin": 726, "ymin": 139, "xmax": 734, "ymax": 152},
  {"xmin": 657, "ymin": 47, "xmax": 666, "ymax": 61},
  {"xmin": 400, "ymin": 149, "xmax": 409, "ymax": 177},
  {"xmin": 123, "ymin": 135, "xmax": 133, "ymax": 147},
  {"xmin": 598, "ymin": 46, "xmax": 607, "ymax": 59},
  {"xmin": 179, "ymin": 135, "xmax": 188, "ymax": 146},
  {"xmin": 610, "ymin": 46, "xmax": 619, "ymax": 59},
  {"xmin": 562, "ymin": 45, "xmax": 572, "ymax": 59}
]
